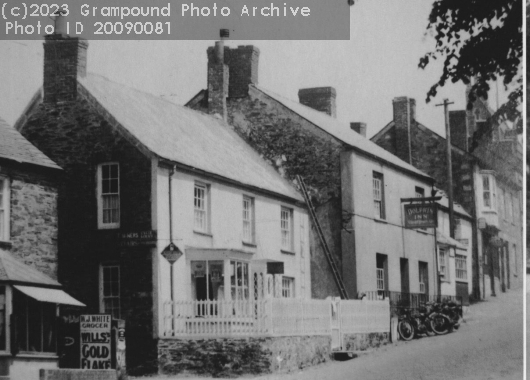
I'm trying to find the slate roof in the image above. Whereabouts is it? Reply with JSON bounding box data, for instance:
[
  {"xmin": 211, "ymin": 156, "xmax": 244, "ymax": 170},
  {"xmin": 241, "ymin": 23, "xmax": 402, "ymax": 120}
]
[
  {"xmin": 254, "ymin": 85, "xmax": 433, "ymax": 182},
  {"xmin": 79, "ymin": 74, "xmax": 303, "ymax": 202},
  {"xmin": 0, "ymin": 117, "xmax": 61, "ymax": 170},
  {"xmin": 0, "ymin": 249, "xmax": 61, "ymax": 287}
]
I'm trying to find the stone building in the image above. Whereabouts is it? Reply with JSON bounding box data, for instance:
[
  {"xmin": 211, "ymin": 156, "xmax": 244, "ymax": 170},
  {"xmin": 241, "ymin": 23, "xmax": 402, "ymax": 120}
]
[
  {"xmin": 371, "ymin": 93, "xmax": 524, "ymax": 300},
  {"xmin": 187, "ymin": 35, "xmax": 440, "ymax": 301},
  {"xmin": 0, "ymin": 118, "xmax": 83, "ymax": 379},
  {"xmin": 15, "ymin": 34, "xmax": 313, "ymax": 375}
]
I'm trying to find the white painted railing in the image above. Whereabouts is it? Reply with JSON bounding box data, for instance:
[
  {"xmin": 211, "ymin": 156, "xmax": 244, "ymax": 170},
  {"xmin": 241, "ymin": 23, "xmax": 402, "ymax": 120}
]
[{"xmin": 162, "ymin": 298, "xmax": 389, "ymax": 338}]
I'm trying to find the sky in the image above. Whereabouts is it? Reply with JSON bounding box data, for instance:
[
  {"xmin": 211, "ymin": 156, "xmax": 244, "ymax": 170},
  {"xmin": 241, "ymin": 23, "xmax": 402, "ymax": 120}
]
[{"xmin": 0, "ymin": 0, "xmax": 512, "ymax": 138}]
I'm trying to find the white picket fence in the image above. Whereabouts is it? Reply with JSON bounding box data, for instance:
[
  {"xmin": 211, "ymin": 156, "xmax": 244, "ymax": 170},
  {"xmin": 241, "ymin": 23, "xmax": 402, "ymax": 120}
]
[{"xmin": 162, "ymin": 298, "xmax": 389, "ymax": 338}]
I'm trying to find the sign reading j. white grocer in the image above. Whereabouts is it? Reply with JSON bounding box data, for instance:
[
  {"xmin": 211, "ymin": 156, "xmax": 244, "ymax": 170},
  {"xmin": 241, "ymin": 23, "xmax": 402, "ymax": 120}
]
[
  {"xmin": 404, "ymin": 203, "xmax": 437, "ymax": 229},
  {"xmin": 80, "ymin": 314, "xmax": 112, "ymax": 369}
]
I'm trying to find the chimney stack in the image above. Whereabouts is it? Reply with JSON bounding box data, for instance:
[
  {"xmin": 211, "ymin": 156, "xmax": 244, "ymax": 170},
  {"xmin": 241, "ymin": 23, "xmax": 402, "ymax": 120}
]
[
  {"xmin": 392, "ymin": 97, "xmax": 415, "ymax": 164},
  {"xmin": 43, "ymin": 13, "xmax": 88, "ymax": 104},
  {"xmin": 207, "ymin": 29, "xmax": 230, "ymax": 120},
  {"xmin": 350, "ymin": 122, "xmax": 366, "ymax": 137},
  {"xmin": 298, "ymin": 87, "xmax": 336, "ymax": 118}
]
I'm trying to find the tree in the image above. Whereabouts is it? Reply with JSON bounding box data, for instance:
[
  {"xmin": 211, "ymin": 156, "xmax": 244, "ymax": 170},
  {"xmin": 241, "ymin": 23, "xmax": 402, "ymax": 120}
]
[{"xmin": 418, "ymin": 0, "xmax": 523, "ymax": 135}]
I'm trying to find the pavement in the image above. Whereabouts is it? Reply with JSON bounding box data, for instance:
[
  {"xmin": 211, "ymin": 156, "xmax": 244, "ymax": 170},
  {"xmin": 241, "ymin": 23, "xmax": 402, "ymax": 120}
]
[{"xmin": 133, "ymin": 288, "xmax": 525, "ymax": 380}]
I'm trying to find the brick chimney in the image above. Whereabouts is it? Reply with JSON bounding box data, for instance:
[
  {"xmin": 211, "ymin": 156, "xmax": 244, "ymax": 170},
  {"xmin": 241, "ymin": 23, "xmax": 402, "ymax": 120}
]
[
  {"xmin": 43, "ymin": 34, "xmax": 88, "ymax": 104},
  {"xmin": 298, "ymin": 87, "xmax": 336, "ymax": 118},
  {"xmin": 227, "ymin": 46, "xmax": 260, "ymax": 98},
  {"xmin": 207, "ymin": 43, "xmax": 260, "ymax": 100},
  {"xmin": 392, "ymin": 97, "xmax": 415, "ymax": 164},
  {"xmin": 350, "ymin": 122, "xmax": 366, "ymax": 137},
  {"xmin": 449, "ymin": 110, "xmax": 469, "ymax": 151},
  {"xmin": 207, "ymin": 29, "xmax": 229, "ymax": 120}
]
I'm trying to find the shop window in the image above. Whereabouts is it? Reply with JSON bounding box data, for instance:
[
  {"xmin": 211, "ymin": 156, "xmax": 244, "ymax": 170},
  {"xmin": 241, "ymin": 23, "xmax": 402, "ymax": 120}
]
[
  {"xmin": 281, "ymin": 277, "xmax": 295, "ymax": 298},
  {"xmin": 242, "ymin": 196, "xmax": 255, "ymax": 244},
  {"xmin": 373, "ymin": 172, "xmax": 385, "ymax": 219},
  {"xmin": 194, "ymin": 183, "xmax": 210, "ymax": 233},
  {"xmin": 0, "ymin": 177, "xmax": 9, "ymax": 241},
  {"xmin": 231, "ymin": 261, "xmax": 249, "ymax": 301},
  {"xmin": 281, "ymin": 207, "xmax": 293, "ymax": 251},
  {"xmin": 191, "ymin": 260, "xmax": 225, "ymax": 301},
  {"xmin": 456, "ymin": 255, "xmax": 467, "ymax": 280},
  {"xmin": 97, "ymin": 163, "xmax": 120, "ymax": 229},
  {"xmin": 438, "ymin": 248, "xmax": 448, "ymax": 280},
  {"xmin": 13, "ymin": 290, "xmax": 57, "ymax": 353},
  {"xmin": 100, "ymin": 264, "xmax": 120, "ymax": 319}
]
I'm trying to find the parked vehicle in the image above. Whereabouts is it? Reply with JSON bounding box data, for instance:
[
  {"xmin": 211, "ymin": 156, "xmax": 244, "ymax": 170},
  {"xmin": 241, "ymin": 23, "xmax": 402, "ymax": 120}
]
[
  {"xmin": 397, "ymin": 305, "xmax": 435, "ymax": 341},
  {"xmin": 428, "ymin": 301, "xmax": 455, "ymax": 335},
  {"xmin": 441, "ymin": 300, "xmax": 463, "ymax": 330}
]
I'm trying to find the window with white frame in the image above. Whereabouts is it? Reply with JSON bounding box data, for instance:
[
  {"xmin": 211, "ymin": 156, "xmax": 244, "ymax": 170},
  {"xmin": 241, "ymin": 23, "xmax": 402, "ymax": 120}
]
[
  {"xmin": 100, "ymin": 264, "xmax": 120, "ymax": 319},
  {"xmin": 373, "ymin": 172, "xmax": 385, "ymax": 219},
  {"xmin": 13, "ymin": 289, "xmax": 57, "ymax": 353},
  {"xmin": 281, "ymin": 277, "xmax": 295, "ymax": 298},
  {"xmin": 97, "ymin": 163, "xmax": 120, "ymax": 229},
  {"xmin": 438, "ymin": 248, "xmax": 448, "ymax": 280},
  {"xmin": 455, "ymin": 255, "xmax": 467, "ymax": 280},
  {"xmin": 194, "ymin": 183, "xmax": 209, "ymax": 233},
  {"xmin": 281, "ymin": 207, "xmax": 293, "ymax": 251},
  {"xmin": 242, "ymin": 196, "xmax": 255, "ymax": 244},
  {"xmin": 376, "ymin": 254, "xmax": 387, "ymax": 294},
  {"xmin": 230, "ymin": 261, "xmax": 249, "ymax": 301},
  {"xmin": 0, "ymin": 177, "xmax": 9, "ymax": 241},
  {"xmin": 482, "ymin": 174, "xmax": 496, "ymax": 210}
]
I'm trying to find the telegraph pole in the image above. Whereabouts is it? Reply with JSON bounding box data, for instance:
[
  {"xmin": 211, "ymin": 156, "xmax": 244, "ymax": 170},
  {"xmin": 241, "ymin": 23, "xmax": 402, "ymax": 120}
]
[{"xmin": 436, "ymin": 99, "xmax": 455, "ymax": 238}]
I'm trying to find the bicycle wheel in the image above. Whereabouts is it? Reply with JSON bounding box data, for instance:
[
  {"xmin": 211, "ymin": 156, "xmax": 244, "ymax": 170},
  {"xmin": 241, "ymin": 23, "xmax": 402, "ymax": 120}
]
[{"xmin": 398, "ymin": 319, "xmax": 415, "ymax": 341}]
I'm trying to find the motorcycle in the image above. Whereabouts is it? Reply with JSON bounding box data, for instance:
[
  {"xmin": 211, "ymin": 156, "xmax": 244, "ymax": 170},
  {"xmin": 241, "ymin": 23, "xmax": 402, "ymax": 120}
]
[
  {"xmin": 397, "ymin": 304, "xmax": 435, "ymax": 341},
  {"xmin": 428, "ymin": 301, "xmax": 455, "ymax": 335},
  {"xmin": 441, "ymin": 300, "xmax": 462, "ymax": 330}
]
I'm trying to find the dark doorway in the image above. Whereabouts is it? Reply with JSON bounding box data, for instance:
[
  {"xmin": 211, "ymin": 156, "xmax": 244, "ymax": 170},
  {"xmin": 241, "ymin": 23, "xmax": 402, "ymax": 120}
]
[
  {"xmin": 400, "ymin": 258, "xmax": 410, "ymax": 294},
  {"xmin": 418, "ymin": 261, "xmax": 429, "ymax": 297}
]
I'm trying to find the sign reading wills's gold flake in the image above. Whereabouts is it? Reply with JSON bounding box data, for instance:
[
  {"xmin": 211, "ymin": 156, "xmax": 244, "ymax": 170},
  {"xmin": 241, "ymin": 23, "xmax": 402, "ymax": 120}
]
[{"xmin": 404, "ymin": 203, "xmax": 437, "ymax": 229}]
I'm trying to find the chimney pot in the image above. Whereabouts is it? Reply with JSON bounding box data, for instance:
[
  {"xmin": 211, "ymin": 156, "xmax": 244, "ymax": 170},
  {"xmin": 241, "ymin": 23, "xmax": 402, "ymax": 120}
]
[
  {"xmin": 298, "ymin": 87, "xmax": 337, "ymax": 118},
  {"xmin": 350, "ymin": 122, "xmax": 366, "ymax": 137}
]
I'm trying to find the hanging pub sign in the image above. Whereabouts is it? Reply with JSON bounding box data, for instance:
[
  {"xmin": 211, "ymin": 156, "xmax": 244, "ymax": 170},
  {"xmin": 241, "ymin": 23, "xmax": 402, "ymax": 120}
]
[
  {"xmin": 80, "ymin": 314, "xmax": 112, "ymax": 369},
  {"xmin": 404, "ymin": 203, "xmax": 437, "ymax": 229}
]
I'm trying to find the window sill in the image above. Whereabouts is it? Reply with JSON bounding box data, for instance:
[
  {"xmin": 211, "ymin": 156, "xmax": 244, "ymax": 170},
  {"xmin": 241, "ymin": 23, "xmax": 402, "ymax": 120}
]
[
  {"xmin": 193, "ymin": 230, "xmax": 213, "ymax": 237},
  {"xmin": 482, "ymin": 210, "xmax": 497, "ymax": 215},
  {"xmin": 415, "ymin": 229, "xmax": 429, "ymax": 235},
  {"xmin": 281, "ymin": 249, "xmax": 295, "ymax": 255},
  {"xmin": 0, "ymin": 240, "xmax": 12, "ymax": 249},
  {"xmin": 15, "ymin": 353, "xmax": 58, "ymax": 359},
  {"xmin": 242, "ymin": 242, "xmax": 257, "ymax": 248},
  {"xmin": 374, "ymin": 218, "xmax": 387, "ymax": 224}
]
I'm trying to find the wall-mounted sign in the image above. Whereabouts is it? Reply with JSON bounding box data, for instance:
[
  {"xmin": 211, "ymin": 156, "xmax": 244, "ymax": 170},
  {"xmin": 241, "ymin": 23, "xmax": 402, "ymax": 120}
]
[
  {"xmin": 118, "ymin": 230, "xmax": 157, "ymax": 247},
  {"xmin": 80, "ymin": 314, "xmax": 112, "ymax": 369},
  {"xmin": 267, "ymin": 262, "xmax": 284, "ymax": 275},
  {"xmin": 404, "ymin": 204, "xmax": 437, "ymax": 229},
  {"xmin": 161, "ymin": 242, "xmax": 183, "ymax": 264}
]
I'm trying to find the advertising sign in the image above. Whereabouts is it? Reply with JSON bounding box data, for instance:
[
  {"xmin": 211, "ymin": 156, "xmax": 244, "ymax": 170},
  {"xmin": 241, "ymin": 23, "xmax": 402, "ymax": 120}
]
[
  {"xmin": 80, "ymin": 314, "xmax": 112, "ymax": 369},
  {"xmin": 404, "ymin": 203, "xmax": 437, "ymax": 229}
]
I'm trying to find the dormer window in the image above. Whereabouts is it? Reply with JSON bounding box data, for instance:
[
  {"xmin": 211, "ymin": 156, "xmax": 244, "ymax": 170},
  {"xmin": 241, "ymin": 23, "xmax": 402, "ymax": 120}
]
[{"xmin": 481, "ymin": 172, "xmax": 496, "ymax": 211}]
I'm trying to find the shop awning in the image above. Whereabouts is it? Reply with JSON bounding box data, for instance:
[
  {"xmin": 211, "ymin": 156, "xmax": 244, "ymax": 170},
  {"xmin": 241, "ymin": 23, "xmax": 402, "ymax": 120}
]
[{"xmin": 14, "ymin": 285, "xmax": 85, "ymax": 307}]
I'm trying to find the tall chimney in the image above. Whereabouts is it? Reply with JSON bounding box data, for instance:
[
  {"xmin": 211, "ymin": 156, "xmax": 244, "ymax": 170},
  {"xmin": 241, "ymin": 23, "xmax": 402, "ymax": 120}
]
[
  {"xmin": 43, "ymin": 28, "xmax": 88, "ymax": 104},
  {"xmin": 350, "ymin": 122, "xmax": 366, "ymax": 137},
  {"xmin": 449, "ymin": 110, "xmax": 469, "ymax": 151},
  {"xmin": 207, "ymin": 29, "xmax": 229, "ymax": 120},
  {"xmin": 227, "ymin": 45, "xmax": 260, "ymax": 98},
  {"xmin": 298, "ymin": 87, "xmax": 336, "ymax": 118},
  {"xmin": 392, "ymin": 97, "xmax": 415, "ymax": 164}
]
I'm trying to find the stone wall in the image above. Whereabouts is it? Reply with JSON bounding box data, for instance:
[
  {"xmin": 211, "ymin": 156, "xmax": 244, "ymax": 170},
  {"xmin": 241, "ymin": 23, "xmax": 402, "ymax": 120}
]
[
  {"xmin": 3, "ymin": 163, "xmax": 60, "ymax": 279},
  {"xmin": 158, "ymin": 335, "xmax": 332, "ymax": 377},
  {"xmin": 19, "ymin": 96, "xmax": 156, "ymax": 375},
  {"xmin": 342, "ymin": 332, "xmax": 389, "ymax": 352}
]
